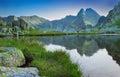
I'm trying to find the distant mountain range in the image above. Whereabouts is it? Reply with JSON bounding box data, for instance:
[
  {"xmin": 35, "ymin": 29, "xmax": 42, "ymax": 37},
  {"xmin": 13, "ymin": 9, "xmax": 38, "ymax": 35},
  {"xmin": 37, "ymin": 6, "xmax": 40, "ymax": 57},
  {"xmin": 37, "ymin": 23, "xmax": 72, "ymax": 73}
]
[
  {"xmin": 37, "ymin": 8, "xmax": 100, "ymax": 32},
  {"xmin": 0, "ymin": 2, "xmax": 120, "ymax": 34}
]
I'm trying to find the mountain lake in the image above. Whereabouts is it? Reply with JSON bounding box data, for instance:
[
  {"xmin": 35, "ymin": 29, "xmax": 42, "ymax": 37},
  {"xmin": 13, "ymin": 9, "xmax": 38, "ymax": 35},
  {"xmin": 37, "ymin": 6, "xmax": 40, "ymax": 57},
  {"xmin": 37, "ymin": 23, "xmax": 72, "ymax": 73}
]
[{"xmin": 1, "ymin": 35, "xmax": 120, "ymax": 77}]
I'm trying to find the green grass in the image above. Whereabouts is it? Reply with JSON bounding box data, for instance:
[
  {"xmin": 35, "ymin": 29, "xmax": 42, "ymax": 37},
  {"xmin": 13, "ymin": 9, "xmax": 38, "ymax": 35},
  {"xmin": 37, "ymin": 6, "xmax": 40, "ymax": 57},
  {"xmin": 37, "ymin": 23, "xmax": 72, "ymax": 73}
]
[
  {"xmin": 23, "ymin": 30, "xmax": 67, "ymax": 36},
  {"xmin": 0, "ymin": 50, "xmax": 6, "ymax": 53},
  {"xmin": 0, "ymin": 38, "xmax": 82, "ymax": 77},
  {"xmin": 27, "ymin": 30, "xmax": 103, "ymax": 35},
  {"xmin": 113, "ymin": 19, "xmax": 120, "ymax": 27}
]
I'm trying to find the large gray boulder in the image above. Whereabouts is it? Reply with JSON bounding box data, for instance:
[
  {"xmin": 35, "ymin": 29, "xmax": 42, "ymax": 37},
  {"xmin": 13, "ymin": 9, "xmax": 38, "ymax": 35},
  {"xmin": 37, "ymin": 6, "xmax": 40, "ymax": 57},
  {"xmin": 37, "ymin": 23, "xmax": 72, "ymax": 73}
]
[
  {"xmin": 0, "ymin": 67, "xmax": 40, "ymax": 77},
  {"xmin": 0, "ymin": 47, "xmax": 40, "ymax": 77},
  {"xmin": 0, "ymin": 47, "xmax": 25, "ymax": 66}
]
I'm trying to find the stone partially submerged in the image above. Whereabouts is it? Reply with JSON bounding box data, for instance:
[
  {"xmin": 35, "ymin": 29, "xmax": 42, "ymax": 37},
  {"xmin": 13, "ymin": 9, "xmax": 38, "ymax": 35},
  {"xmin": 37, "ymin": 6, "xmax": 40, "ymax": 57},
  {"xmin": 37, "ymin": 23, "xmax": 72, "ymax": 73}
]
[{"xmin": 0, "ymin": 47, "xmax": 25, "ymax": 66}]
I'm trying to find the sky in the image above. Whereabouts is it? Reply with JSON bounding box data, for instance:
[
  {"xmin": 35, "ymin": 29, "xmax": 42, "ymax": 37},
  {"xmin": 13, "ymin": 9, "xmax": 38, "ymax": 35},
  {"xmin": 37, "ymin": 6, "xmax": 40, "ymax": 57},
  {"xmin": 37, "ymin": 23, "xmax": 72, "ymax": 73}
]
[{"xmin": 0, "ymin": 0, "xmax": 120, "ymax": 20}]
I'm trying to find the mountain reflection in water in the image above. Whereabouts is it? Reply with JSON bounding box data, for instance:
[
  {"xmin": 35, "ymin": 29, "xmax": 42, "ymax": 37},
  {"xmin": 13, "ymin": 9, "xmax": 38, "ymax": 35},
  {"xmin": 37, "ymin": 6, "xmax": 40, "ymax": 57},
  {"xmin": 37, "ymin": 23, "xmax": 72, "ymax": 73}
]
[{"xmin": 37, "ymin": 35, "xmax": 120, "ymax": 77}]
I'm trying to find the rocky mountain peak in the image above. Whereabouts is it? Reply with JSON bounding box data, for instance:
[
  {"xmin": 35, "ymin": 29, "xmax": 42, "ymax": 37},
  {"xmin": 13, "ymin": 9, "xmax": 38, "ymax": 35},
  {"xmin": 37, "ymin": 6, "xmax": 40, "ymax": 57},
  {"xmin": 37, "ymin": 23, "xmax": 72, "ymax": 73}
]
[
  {"xmin": 85, "ymin": 8, "xmax": 100, "ymax": 17},
  {"xmin": 77, "ymin": 8, "xmax": 85, "ymax": 17},
  {"xmin": 86, "ymin": 8, "xmax": 96, "ymax": 12}
]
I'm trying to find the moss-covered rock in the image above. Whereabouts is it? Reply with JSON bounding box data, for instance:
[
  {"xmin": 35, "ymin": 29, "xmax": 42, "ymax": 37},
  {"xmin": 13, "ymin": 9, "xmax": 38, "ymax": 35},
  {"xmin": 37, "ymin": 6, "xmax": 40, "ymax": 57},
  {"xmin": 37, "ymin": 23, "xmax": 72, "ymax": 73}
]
[{"xmin": 0, "ymin": 47, "xmax": 25, "ymax": 67}]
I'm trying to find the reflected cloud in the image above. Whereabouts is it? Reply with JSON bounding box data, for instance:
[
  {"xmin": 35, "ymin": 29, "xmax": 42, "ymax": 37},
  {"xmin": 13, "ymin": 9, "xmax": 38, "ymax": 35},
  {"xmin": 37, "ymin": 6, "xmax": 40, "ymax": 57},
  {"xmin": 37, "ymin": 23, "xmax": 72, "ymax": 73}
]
[{"xmin": 45, "ymin": 44, "xmax": 120, "ymax": 77}]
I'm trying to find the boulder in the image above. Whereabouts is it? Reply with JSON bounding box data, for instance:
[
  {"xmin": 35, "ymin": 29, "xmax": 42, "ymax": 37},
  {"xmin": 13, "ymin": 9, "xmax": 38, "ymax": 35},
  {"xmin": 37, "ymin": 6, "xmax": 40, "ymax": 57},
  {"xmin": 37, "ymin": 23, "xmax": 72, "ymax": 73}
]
[
  {"xmin": 0, "ymin": 67, "xmax": 40, "ymax": 77},
  {"xmin": 0, "ymin": 47, "xmax": 25, "ymax": 66}
]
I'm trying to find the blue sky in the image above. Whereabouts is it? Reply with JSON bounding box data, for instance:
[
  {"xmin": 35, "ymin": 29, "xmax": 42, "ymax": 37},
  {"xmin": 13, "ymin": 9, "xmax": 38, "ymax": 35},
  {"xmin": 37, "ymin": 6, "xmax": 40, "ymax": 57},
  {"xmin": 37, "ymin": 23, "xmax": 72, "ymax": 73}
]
[{"xmin": 0, "ymin": 0, "xmax": 120, "ymax": 20}]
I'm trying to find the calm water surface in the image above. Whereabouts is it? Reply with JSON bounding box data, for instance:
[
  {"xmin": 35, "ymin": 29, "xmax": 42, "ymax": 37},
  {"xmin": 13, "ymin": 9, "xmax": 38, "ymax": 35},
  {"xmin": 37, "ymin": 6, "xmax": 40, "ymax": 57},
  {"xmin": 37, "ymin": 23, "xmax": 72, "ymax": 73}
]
[{"xmin": 36, "ymin": 35, "xmax": 120, "ymax": 77}]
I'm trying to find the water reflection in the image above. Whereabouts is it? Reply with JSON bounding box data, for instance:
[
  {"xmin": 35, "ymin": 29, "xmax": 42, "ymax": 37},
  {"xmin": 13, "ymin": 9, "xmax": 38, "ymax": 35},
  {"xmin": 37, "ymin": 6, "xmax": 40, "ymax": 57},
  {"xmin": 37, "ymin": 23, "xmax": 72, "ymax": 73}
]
[
  {"xmin": 45, "ymin": 44, "xmax": 120, "ymax": 77},
  {"xmin": 37, "ymin": 35, "xmax": 120, "ymax": 56},
  {"xmin": 37, "ymin": 35, "xmax": 120, "ymax": 77}
]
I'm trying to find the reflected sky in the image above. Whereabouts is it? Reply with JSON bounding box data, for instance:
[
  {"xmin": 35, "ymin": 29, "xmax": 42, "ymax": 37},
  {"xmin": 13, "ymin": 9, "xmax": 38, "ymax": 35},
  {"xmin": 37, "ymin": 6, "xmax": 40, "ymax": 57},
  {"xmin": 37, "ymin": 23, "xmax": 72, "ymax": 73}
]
[{"xmin": 45, "ymin": 44, "xmax": 120, "ymax": 77}]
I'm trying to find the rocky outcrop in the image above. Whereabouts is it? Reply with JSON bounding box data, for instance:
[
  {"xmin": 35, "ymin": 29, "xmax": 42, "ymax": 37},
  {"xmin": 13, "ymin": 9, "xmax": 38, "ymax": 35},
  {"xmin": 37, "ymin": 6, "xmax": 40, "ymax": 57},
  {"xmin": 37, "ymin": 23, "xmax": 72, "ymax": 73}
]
[
  {"xmin": 0, "ymin": 47, "xmax": 25, "ymax": 66},
  {"xmin": 12, "ymin": 19, "xmax": 29, "ymax": 30},
  {"xmin": 20, "ymin": 15, "xmax": 48, "ymax": 28},
  {"xmin": 0, "ymin": 67, "xmax": 40, "ymax": 77},
  {"xmin": 0, "ymin": 47, "xmax": 40, "ymax": 77}
]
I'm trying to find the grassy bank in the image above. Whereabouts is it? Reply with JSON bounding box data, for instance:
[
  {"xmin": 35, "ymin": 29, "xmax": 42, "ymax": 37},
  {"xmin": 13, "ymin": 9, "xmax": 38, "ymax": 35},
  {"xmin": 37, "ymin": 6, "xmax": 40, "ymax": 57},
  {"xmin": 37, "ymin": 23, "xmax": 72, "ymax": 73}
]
[
  {"xmin": 1, "ymin": 29, "xmax": 120, "ymax": 37},
  {"xmin": 20, "ymin": 30, "xmax": 68, "ymax": 36},
  {"xmin": 0, "ymin": 38, "xmax": 82, "ymax": 77}
]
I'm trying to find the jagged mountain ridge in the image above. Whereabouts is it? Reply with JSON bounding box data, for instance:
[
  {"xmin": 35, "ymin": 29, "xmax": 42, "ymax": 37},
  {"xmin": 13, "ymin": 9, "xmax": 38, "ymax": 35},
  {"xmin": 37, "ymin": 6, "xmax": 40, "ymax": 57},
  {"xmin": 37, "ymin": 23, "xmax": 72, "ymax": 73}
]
[
  {"xmin": 37, "ymin": 8, "xmax": 100, "ymax": 32},
  {"xmin": 77, "ymin": 8, "xmax": 100, "ymax": 26},
  {"xmin": 0, "ymin": 8, "xmax": 100, "ymax": 32},
  {"xmin": 2, "ymin": 5, "xmax": 120, "ymax": 33}
]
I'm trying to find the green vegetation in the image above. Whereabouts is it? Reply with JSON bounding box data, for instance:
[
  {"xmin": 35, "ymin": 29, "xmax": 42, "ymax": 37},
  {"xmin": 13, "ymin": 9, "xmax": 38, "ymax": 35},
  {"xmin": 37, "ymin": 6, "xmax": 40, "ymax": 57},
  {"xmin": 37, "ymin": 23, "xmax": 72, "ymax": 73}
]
[
  {"xmin": 23, "ymin": 30, "xmax": 67, "ymax": 36},
  {"xmin": 0, "ymin": 38, "xmax": 82, "ymax": 77},
  {"xmin": 113, "ymin": 19, "xmax": 120, "ymax": 27},
  {"xmin": 0, "ymin": 24, "xmax": 13, "ymax": 28},
  {"xmin": 0, "ymin": 49, "xmax": 6, "ymax": 53}
]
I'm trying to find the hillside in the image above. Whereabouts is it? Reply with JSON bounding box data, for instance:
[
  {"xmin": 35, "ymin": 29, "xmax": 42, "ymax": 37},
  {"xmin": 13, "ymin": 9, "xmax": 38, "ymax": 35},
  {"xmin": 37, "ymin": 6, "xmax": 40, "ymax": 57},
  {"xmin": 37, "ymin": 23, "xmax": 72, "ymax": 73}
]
[{"xmin": 96, "ymin": 2, "xmax": 120, "ymax": 32}]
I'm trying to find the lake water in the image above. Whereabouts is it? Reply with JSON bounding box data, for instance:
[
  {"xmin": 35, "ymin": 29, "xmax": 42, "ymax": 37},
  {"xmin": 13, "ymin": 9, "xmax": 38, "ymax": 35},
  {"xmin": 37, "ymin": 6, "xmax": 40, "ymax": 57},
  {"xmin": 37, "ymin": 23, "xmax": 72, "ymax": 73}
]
[{"xmin": 35, "ymin": 35, "xmax": 120, "ymax": 77}]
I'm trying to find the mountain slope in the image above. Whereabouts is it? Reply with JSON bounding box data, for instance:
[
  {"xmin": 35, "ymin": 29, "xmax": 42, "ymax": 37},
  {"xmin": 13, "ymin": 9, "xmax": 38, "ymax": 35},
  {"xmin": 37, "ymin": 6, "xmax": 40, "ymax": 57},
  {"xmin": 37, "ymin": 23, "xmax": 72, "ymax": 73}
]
[
  {"xmin": 0, "ymin": 16, "xmax": 18, "ymax": 25},
  {"xmin": 0, "ymin": 8, "xmax": 101, "ymax": 33},
  {"xmin": 0, "ymin": 16, "xmax": 29, "ymax": 33},
  {"xmin": 96, "ymin": 16, "xmax": 106, "ymax": 27},
  {"xmin": 37, "ymin": 8, "xmax": 100, "ymax": 32},
  {"xmin": 37, "ymin": 15, "xmax": 76, "ymax": 32},
  {"xmin": 67, "ymin": 8, "xmax": 100, "ymax": 32},
  {"xmin": 85, "ymin": 8, "xmax": 100, "ymax": 26},
  {"xmin": 105, "ymin": 2, "xmax": 120, "ymax": 26},
  {"xmin": 100, "ymin": 2, "xmax": 120, "ymax": 30},
  {"xmin": 20, "ymin": 15, "xmax": 48, "ymax": 28},
  {"xmin": 0, "ymin": 15, "xmax": 48, "ymax": 29}
]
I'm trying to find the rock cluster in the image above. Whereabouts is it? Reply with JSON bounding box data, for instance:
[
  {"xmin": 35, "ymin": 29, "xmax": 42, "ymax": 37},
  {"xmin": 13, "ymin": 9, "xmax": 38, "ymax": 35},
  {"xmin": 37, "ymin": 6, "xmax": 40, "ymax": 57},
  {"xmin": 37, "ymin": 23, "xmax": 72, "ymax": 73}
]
[
  {"xmin": 0, "ymin": 47, "xmax": 40, "ymax": 77},
  {"xmin": 0, "ymin": 47, "xmax": 25, "ymax": 66}
]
